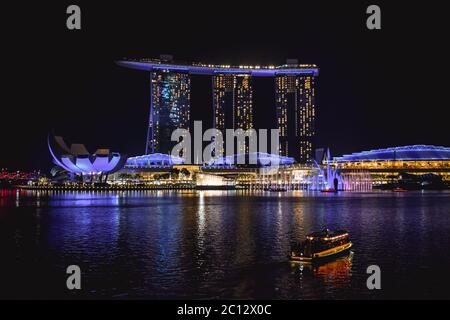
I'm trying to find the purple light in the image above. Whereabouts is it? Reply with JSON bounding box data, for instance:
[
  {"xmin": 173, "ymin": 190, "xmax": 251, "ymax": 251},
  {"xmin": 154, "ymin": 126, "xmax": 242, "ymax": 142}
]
[
  {"xmin": 48, "ymin": 136, "xmax": 72, "ymax": 172},
  {"xmin": 61, "ymin": 157, "xmax": 84, "ymax": 173},
  {"xmin": 48, "ymin": 135, "xmax": 126, "ymax": 175},
  {"xmin": 117, "ymin": 61, "xmax": 319, "ymax": 77}
]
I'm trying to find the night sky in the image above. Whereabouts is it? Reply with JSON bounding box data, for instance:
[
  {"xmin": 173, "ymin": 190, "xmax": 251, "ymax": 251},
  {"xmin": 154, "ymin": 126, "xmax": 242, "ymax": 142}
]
[{"xmin": 2, "ymin": 1, "xmax": 449, "ymax": 171}]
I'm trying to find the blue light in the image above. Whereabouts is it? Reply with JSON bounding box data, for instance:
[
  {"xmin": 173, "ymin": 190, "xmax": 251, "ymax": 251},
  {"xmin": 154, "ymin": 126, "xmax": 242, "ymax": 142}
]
[
  {"xmin": 161, "ymin": 83, "xmax": 170, "ymax": 99},
  {"xmin": 204, "ymin": 152, "xmax": 295, "ymax": 167},
  {"xmin": 125, "ymin": 153, "xmax": 185, "ymax": 168},
  {"xmin": 48, "ymin": 135, "xmax": 126, "ymax": 175}
]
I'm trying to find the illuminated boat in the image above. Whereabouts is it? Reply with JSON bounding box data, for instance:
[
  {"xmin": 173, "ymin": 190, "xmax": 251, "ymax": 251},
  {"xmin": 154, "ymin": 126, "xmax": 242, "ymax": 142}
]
[
  {"xmin": 290, "ymin": 229, "xmax": 352, "ymax": 263},
  {"xmin": 392, "ymin": 187, "xmax": 407, "ymax": 192},
  {"xmin": 320, "ymin": 188, "xmax": 337, "ymax": 193}
]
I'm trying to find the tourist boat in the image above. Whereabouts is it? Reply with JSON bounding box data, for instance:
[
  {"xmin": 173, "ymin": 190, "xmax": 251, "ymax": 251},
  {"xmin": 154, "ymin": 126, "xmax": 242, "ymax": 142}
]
[
  {"xmin": 289, "ymin": 229, "xmax": 352, "ymax": 263},
  {"xmin": 320, "ymin": 188, "xmax": 337, "ymax": 193},
  {"xmin": 392, "ymin": 187, "xmax": 407, "ymax": 192}
]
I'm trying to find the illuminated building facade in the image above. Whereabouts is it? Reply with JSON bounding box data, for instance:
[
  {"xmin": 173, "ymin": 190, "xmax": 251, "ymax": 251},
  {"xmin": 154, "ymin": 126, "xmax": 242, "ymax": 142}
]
[
  {"xmin": 333, "ymin": 145, "xmax": 450, "ymax": 188},
  {"xmin": 118, "ymin": 57, "xmax": 319, "ymax": 161},
  {"xmin": 276, "ymin": 71, "xmax": 316, "ymax": 163},
  {"xmin": 148, "ymin": 70, "xmax": 190, "ymax": 155},
  {"xmin": 235, "ymin": 76, "xmax": 253, "ymax": 131},
  {"xmin": 213, "ymin": 74, "xmax": 253, "ymax": 154},
  {"xmin": 213, "ymin": 74, "xmax": 253, "ymax": 131}
]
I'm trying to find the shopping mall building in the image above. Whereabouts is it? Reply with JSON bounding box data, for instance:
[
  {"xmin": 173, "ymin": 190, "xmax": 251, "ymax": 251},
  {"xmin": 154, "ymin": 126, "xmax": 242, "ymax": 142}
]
[{"xmin": 332, "ymin": 145, "xmax": 450, "ymax": 189}]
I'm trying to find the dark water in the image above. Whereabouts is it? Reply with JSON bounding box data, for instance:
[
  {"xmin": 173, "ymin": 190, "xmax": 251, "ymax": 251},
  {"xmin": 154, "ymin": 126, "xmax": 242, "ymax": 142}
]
[{"xmin": 1, "ymin": 189, "xmax": 449, "ymax": 299}]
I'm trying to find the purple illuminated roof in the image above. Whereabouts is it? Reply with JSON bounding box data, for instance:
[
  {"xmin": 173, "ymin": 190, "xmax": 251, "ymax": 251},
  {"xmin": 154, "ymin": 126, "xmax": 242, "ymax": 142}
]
[
  {"xmin": 333, "ymin": 145, "xmax": 450, "ymax": 162},
  {"xmin": 117, "ymin": 60, "xmax": 319, "ymax": 77},
  {"xmin": 125, "ymin": 153, "xmax": 185, "ymax": 168},
  {"xmin": 204, "ymin": 152, "xmax": 295, "ymax": 167}
]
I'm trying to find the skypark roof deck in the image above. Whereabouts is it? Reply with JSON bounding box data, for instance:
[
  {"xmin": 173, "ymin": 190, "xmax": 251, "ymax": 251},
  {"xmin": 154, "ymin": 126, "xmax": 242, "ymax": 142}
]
[{"xmin": 117, "ymin": 59, "xmax": 319, "ymax": 77}]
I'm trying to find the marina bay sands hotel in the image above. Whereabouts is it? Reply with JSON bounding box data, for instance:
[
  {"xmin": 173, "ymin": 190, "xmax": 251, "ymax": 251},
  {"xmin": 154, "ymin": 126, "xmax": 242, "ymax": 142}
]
[{"xmin": 118, "ymin": 56, "xmax": 319, "ymax": 163}]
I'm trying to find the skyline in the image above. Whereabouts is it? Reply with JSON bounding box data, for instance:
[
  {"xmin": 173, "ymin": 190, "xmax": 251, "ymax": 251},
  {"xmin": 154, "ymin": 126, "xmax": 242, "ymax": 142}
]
[
  {"xmin": 2, "ymin": 1, "xmax": 450, "ymax": 303},
  {"xmin": 2, "ymin": 2, "xmax": 449, "ymax": 171}
]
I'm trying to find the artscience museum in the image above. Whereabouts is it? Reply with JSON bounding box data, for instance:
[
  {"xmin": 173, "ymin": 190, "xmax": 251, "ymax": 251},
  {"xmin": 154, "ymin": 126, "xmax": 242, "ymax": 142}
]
[{"xmin": 48, "ymin": 135, "xmax": 127, "ymax": 182}]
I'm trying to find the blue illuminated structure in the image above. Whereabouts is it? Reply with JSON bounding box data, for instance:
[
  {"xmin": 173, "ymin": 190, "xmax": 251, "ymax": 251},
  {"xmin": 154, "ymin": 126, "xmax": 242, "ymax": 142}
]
[
  {"xmin": 117, "ymin": 60, "xmax": 319, "ymax": 77},
  {"xmin": 123, "ymin": 152, "xmax": 294, "ymax": 169},
  {"xmin": 48, "ymin": 135, "xmax": 127, "ymax": 177},
  {"xmin": 333, "ymin": 145, "xmax": 450, "ymax": 162},
  {"xmin": 125, "ymin": 153, "xmax": 185, "ymax": 168},
  {"xmin": 204, "ymin": 152, "xmax": 295, "ymax": 168}
]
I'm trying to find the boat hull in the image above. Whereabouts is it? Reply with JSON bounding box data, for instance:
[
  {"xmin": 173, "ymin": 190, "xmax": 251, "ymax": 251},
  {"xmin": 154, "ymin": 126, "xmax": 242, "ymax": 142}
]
[{"xmin": 290, "ymin": 242, "xmax": 353, "ymax": 263}]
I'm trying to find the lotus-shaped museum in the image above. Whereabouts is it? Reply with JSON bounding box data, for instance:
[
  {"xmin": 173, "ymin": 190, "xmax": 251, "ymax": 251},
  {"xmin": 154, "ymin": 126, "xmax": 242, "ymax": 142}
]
[{"xmin": 48, "ymin": 135, "xmax": 127, "ymax": 176}]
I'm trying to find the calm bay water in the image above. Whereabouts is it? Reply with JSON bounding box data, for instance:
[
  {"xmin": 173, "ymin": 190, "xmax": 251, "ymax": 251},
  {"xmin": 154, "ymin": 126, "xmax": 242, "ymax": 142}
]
[{"xmin": 0, "ymin": 189, "xmax": 449, "ymax": 299}]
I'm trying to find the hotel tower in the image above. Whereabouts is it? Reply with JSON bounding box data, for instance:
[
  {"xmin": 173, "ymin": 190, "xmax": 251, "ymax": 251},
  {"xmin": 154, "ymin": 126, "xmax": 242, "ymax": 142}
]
[{"xmin": 275, "ymin": 63, "xmax": 316, "ymax": 162}]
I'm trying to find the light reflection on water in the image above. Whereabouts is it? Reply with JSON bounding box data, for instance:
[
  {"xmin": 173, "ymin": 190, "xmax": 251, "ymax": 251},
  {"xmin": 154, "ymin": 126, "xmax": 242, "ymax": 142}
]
[{"xmin": 0, "ymin": 189, "xmax": 449, "ymax": 299}]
